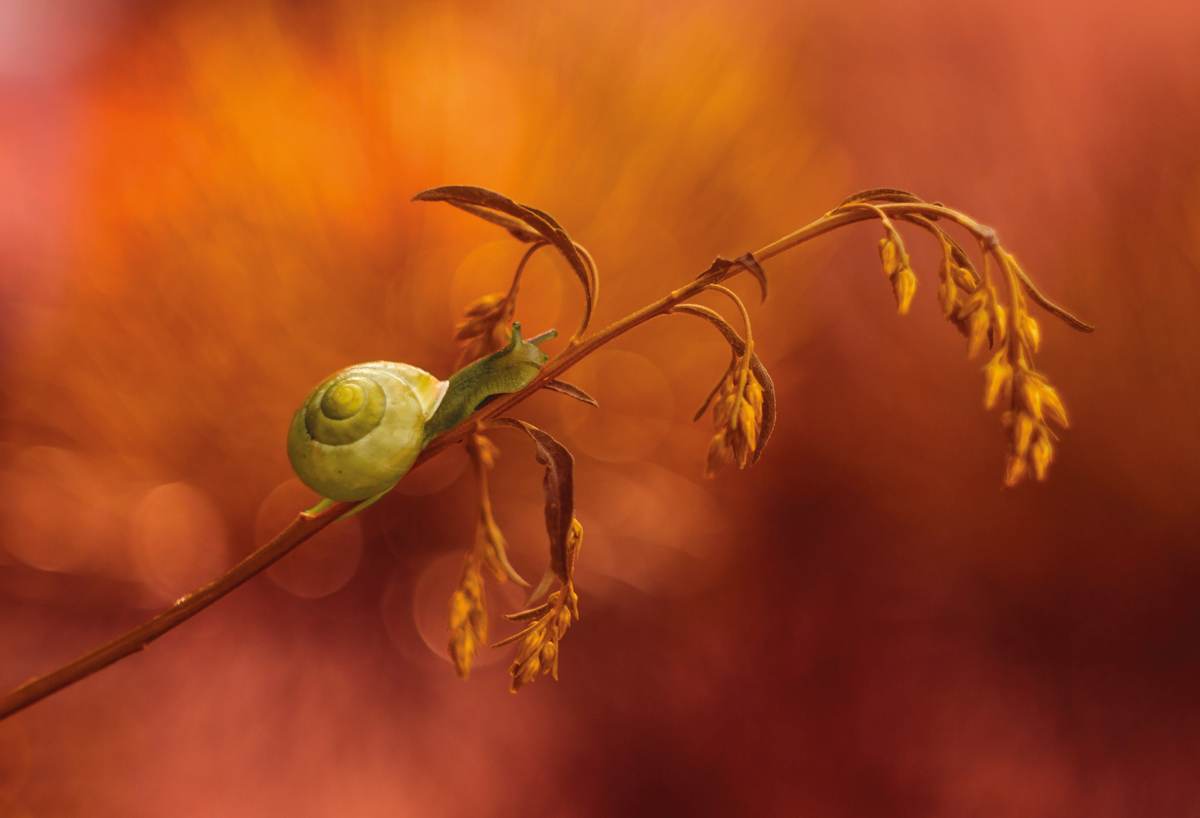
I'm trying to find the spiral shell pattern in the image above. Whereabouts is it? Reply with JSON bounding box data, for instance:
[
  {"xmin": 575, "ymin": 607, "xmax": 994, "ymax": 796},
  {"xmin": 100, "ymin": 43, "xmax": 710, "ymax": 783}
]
[{"xmin": 287, "ymin": 362, "xmax": 448, "ymax": 501}]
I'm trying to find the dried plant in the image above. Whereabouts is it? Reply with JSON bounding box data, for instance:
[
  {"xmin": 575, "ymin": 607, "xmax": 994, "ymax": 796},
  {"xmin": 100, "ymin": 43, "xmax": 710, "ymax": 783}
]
[{"xmin": 0, "ymin": 185, "xmax": 1093, "ymax": 717}]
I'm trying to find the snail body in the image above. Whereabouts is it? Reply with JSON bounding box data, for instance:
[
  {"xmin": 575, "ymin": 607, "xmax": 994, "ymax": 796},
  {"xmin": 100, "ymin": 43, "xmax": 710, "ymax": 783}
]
[{"xmin": 287, "ymin": 324, "xmax": 553, "ymax": 503}]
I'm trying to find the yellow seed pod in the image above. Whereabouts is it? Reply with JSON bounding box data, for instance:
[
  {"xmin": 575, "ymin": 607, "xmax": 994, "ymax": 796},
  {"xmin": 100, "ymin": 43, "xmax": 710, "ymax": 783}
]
[
  {"xmin": 878, "ymin": 237, "xmax": 900, "ymax": 277},
  {"xmin": 287, "ymin": 362, "xmax": 448, "ymax": 501},
  {"xmin": 1031, "ymin": 431, "xmax": 1054, "ymax": 480}
]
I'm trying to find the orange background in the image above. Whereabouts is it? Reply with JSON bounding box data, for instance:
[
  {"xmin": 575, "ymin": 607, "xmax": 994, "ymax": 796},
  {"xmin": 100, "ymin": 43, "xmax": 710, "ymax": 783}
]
[{"xmin": 2, "ymin": 1, "xmax": 1198, "ymax": 815}]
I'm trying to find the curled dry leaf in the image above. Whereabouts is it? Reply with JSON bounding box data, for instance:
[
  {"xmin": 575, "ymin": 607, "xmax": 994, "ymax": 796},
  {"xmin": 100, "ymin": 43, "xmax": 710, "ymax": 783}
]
[
  {"xmin": 837, "ymin": 187, "xmax": 926, "ymax": 207},
  {"xmin": 698, "ymin": 252, "xmax": 769, "ymax": 302},
  {"xmin": 490, "ymin": 418, "xmax": 577, "ymax": 585},
  {"xmin": 414, "ymin": 185, "xmax": 598, "ymax": 339},
  {"xmin": 541, "ymin": 379, "xmax": 599, "ymax": 407}
]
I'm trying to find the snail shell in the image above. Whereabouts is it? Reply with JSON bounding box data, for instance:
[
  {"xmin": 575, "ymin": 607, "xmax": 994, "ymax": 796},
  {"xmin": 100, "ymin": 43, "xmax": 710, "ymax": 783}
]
[{"xmin": 287, "ymin": 362, "xmax": 448, "ymax": 502}]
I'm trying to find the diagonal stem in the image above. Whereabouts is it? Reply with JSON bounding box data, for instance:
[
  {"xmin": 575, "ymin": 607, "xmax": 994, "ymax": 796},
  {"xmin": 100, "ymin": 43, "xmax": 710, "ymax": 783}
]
[
  {"xmin": 0, "ymin": 500, "xmax": 351, "ymax": 719},
  {"xmin": 0, "ymin": 194, "xmax": 1092, "ymax": 720}
]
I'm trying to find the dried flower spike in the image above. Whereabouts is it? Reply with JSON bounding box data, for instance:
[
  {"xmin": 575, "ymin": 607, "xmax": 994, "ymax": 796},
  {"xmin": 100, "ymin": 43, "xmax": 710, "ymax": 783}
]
[
  {"xmin": 504, "ymin": 586, "xmax": 578, "ymax": 691},
  {"xmin": 705, "ymin": 348, "xmax": 766, "ymax": 476},
  {"xmin": 992, "ymin": 250, "xmax": 1071, "ymax": 485},
  {"xmin": 498, "ymin": 518, "xmax": 582, "ymax": 692},
  {"xmin": 448, "ymin": 558, "xmax": 487, "ymax": 678},
  {"xmin": 878, "ymin": 224, "xmax": 916, "ymax": 314}
]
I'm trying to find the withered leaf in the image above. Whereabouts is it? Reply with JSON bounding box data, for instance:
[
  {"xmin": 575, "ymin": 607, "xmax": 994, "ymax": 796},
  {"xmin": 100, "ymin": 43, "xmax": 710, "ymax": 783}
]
[
  {"xmin": 672, "ymin": 303, "xmax": 778, "ymax": 464},
  {"xmin": 697, "ymin": 254, "xmax": 769, "ymax": 302},
  {"xmin": 491, "ymin": 418, "xmax": 576, "ymax": 584},
  {"xmin": 838, "ymin": 188, "xmax": 926, "ymax": 207},
  {"xmin": 542, "ymin": 379, "xmax": 599, "ymax": 407},
  {"xmin": 413, "ymin": 186, "xmax": 597, "ymax": 338},
  {"xmin": 735, "ymin": 252, "xmax": 768, "ymax": 302},
  {"xmin": 444, "ymin": 201, "xmax": 544, "ymax": 243}
]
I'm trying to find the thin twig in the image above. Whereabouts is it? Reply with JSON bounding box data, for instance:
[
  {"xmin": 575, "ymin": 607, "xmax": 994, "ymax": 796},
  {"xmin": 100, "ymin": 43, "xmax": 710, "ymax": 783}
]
[{"xmin": 0, "ymin": 500, "xmax": 351, "ymax": 719}]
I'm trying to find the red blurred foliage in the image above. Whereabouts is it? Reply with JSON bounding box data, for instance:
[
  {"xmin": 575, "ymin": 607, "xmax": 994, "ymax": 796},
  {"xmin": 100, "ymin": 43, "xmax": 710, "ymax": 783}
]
[{"xmin": 2, "ymin": 0, "xmax": 1198, "ymax": 815}]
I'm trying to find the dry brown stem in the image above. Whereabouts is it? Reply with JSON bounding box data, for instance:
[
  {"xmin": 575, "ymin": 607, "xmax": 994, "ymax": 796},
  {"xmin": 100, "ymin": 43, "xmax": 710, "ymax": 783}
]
[{"xmin": 0, "ymin": 186, "xmax": 1092, "ymax": 717}]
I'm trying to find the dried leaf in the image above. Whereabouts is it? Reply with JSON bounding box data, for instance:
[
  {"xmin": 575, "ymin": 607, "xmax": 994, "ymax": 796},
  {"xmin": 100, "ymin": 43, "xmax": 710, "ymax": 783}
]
[
  {"xmin": 491, "ymin": 418, "xmax": 576, "ymax": 584},
  {"xmin": 838, "ymin": 187, "xmax": 926, "ymax": 207},
  {"xmin": 442, "ymin": 201, "xmax": 544, "ymax": 243},
  {"xmin": 414, "ymin": 186, "xmax": 597, "ymax": 338},
  {"xmin": 697, "ymin": 253, "xmax": 769, "ymax": 302},
  {"xmin": 736, "ymin": 252, "xmax": 768, "ymax": 301},
  {"xmin": 541, "ymin": 379, "xmax": 599, "ymax": 407}
]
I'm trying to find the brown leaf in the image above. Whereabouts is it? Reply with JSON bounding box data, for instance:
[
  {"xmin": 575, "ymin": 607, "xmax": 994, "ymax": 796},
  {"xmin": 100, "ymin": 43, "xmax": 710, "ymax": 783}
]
[
  {"xmin": 413, "ymin": 186, "xmax": 597, "ymax": 339},
  {"xmin": 541, "ymin": 379, "xmax": 599, "ymax": 407},
  {"xmin": 672, "ymin": 303, "xmax": 778, "ymax": 464},
  {"xmin": 442, "ymin": 201, "xmax": 543, "ymax": 243},
  {"xmin": 837, "ymin": 187, "xmax": 926, "ymax": 207},
  {"xmin": 735, "ymin": 252, "xmax": 768, "ymax": 302},
  {"xmin": 491, "ymin": 418, "xmax": 577, "ymax": 584},
  {"xmin": 697, "ymin": 254, "xmax": 769, "ymax": 302}
]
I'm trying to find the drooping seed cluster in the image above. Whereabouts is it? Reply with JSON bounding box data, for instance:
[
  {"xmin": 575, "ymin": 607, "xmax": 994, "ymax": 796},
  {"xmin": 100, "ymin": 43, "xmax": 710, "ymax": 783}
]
[
  {"xmin": 878, "ymin": 224, "xmax": 918, "ymax": 315},
  {"xmin": 449, "ymin": 430, "xmax": 530, "ymax": 679},
  {"xmin": 870, "ymin": 208, "xmax": 1075, "ymax": 485},
  {"xmin": 989, "ymin": 250, "xmax": 1070, "ymax": 485},
  {"xmin": 705, "ymin": 347, "xmax": 767, "ymax": 476},
  {"xmin": 496, "ymin": 518, "xmax": 582, "ymax": 691},
  {"xmin": 448, "ymin": 557, "xmax": 487, "ymax": 677}
]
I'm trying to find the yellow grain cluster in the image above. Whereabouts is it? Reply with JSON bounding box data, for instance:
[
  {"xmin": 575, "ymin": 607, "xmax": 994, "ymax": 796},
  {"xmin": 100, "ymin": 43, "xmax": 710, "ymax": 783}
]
[
  {"xmin": 448, "ymin": 559, "xmax": 487, "ymax": 679},
  {"xmin": 878, "ymin": 230, "xmax": 918, "ymax": 314},
  {"xmin": 501, "ymin": 519, "xmax": 583, "ymax": 692},
  {"xmin": 864, "ymin": 203, "xmax": 1080, "ymax": 486},
  {"xmin": 990, "ymin": 251, "xmax": 1070, "ymax": 485},
  {"xmin": 705, "ymin": 348, "xmax": 766, "ymax": 476}
]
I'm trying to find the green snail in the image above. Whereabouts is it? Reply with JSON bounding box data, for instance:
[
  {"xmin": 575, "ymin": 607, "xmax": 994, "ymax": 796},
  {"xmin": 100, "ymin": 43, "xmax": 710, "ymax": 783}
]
[{"xmin": 288, "ymin": 323, "xmax": 555, "ymax": 512}]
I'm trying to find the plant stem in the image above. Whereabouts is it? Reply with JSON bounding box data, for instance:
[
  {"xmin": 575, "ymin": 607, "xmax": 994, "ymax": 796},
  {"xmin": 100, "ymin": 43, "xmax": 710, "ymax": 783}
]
[
  {"xmin": 0, "ymin": 196, "xmax": 1091, "ymax": 720},
  {"xmin": 0, "ymin": 500, "xmax": 351, "ymax": 719}
]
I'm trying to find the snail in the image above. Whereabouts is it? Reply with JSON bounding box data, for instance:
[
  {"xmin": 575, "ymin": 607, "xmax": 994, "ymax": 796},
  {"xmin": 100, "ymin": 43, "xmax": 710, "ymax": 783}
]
[{"xmin": 287, "ymin": 323, "xmax": 555, "ymax": 510}]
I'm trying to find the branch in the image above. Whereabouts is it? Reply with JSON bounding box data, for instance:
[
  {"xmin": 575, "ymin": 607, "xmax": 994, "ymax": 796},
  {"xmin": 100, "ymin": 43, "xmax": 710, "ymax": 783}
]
[
  {"xmin": 0, "ymin": 500, "xmax": 351, "ymax": 719},
  {"xmin": 0, "ymin": 189, "xmax": 1093, "ymax": 719}
]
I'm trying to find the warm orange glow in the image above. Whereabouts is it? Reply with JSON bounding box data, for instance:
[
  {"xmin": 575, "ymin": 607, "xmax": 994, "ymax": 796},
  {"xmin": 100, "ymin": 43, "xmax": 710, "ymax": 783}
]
[{"xmin": 1, "ymin": 0, "xmax": 1198, "ymax": 814}]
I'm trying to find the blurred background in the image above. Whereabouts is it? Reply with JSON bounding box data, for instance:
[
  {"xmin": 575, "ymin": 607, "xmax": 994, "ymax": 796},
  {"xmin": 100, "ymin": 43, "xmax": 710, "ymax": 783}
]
[{"xmin": 2, "ymin": 0, "xmax": 1198, "ymax": 815}]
